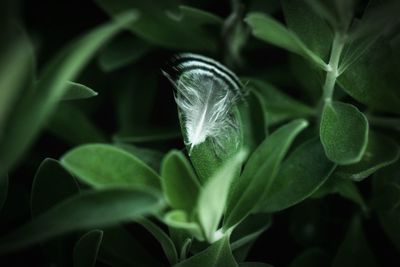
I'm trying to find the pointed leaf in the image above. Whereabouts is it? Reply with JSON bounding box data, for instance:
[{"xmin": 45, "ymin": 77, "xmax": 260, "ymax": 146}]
[
  {"xmin": 198, "ymin": 150, "xmax": 248, "ymax": 242},
  {"xmin": 161, "ymin": 150, "xmax": 200, "ymax": 213},
  {"xmin": 174, "ymin": 235, "xmax": 237, "ymax": 267},
  {"xmin": 0, "ymin": 11, "xmax": 138, "ymax": 176},
  {"xmin": 245, "ymin": 12, "xmax": 328, "ymax": 70},
  {"xmin": 224, "ymin": 119, "xmax": 308, "ymax": 229},
  {"xmin": 0, "ymin": 188, "xmax": 159, "ymax": 253},
  {"xmin": 257, "ymin": 138, "xmax": 336, "ymax": 213},
  {"xmin": 62, "ymin": 81, "xmax": 98, "ymax": 100},
  {"xmin": 73, "ymin": 230, "xmax": 103, "ymax": 267}
]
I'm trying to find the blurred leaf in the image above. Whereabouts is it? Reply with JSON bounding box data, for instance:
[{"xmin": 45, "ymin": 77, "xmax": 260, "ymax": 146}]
[
  {"xmin": 320, "ymin": 101, "xmax": 369, "ymax": 165},
  {"xmin": 281, "ymin": 0, "xmax": 333, "ymax": 61},
  {"xmin": 338, "ymin": 40, "xmax": 400, "ymax": 114},
  {"xmin": 230, "ymin": 214, "xmax": 271, "ymax": 251},
  {"xmin": 0, "ymin": 36, "xmax": 34, "ymax": 139},
  {"xmin": 114, "ymin": 69, "xmax": 157, "ymax": 137},
  {"xmin": 138, "ymin": 218, "xmax": 178, "ymax": 265},
  {"xmin": 336, "ymin": 132, "xmax": 399, "ymax": 181},
  {"xmin": 114, "ymin": 128, "xmax": 181, "ymax": 143},
  {"xmin": 164, "ymin": 210, "xmax": 203, "ymax": 240},
  {"xmin": 31, "ymin": 158, "xmax": 80, "ymax": 267},
  {"xmin": 161, "ymin": 150, "xmax": 200, "ymax": 213},
  {"xmin": 0, "ymin": 11, "xmax": 138, "ymax": 176},
  {"xmin": 332, "ymin": 216, "xmax": 378, "ymax": 267},
  {"xmin": 115, "ymin": 143, "xmax": 164, "ymax": 172},
  {"xmin": 289, "ymin": 247, "xmax": 331, "ymax": 267},
  {"xmin": 175, "ymin": 235, "xmax": 237, "ymax": 267},
  {"xmin": 98, "ymin": 34, "xmax": 151, "ymax": 72},
  {"xmin": 257, "ymin": 138, "xmax": 335, "ymax": 213},
  {"xmin": 95, "ymin": 1, "xmax": 222, "ymax": 51},
  {"xmin": 245, "ymin": 12, "xmax": 328, "ymax": 70},
  {"xmin": 224, "ymin": 119, "xmax": 308, "ymax": 229},
  {"xmin": 238, "ymin": 90, "xmax": 267, "ymax": 152},
  {"xmin": 0, "ymin": 175, "xmax": 8, "ymax": 212},
  {"xmin": 245, "ymin": 78, "xmax": 315, "ymax": 126},
  {"xmin": 198, "ymin": 150, "xmax": 248, "ymax": 242},
  {"xmin": 31, "ymin": 158, "xmax": 79, "ymax": 216},
  {"xmin": 61, "ymin": 144, "xmax": 161, "ymax": 193},
  {"xmin": 373, "ymin": 159, "xmax": 400, "ymax": 251},
  {"xmin": 47, "ymin": 103, "xmax": 107, "ymax": 145},
  {"xmin": 62, "ymin": 81, "xmax": 98, "ymax": 100},
  {"xmin": 73, "ymin": 229, "xmax": 103, "ymax": 267},
  {"xmin": 0, "ymin": 188, "xmax": 160, "ymax": 253},
  {"xmin": 99, "ymin": 226, "xmax": 163, "ymax": 267}
]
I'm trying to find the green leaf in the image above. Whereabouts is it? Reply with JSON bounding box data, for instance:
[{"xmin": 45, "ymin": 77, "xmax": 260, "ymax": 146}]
[
  {"xmin": 198, "ymin": 150, "xmax": 248, "ymax": 242},
  {"xmin": 99, "ymin": 226, "xmax": 163, "ymax": 267},
  {"xmin": 164, "ymin": 210, "xmax": 203, "ymax": 240},
  {"xmin": 61, "ymin": 144, "xmax": 161, "ymax": 193},
  {"xmin": 47, "ymin": 103, "xmax": 107, "ymax": 145},
  {"xmin": 257, "ymin": 138, "xmax": 335, "ymax": 213},
  {"xmin": 186, "ymin": 107, "xmax": 243, "ymax": 184},
  {"xmin": 224, "ymin": 119, "xmax": 308, "ymax": 229},
  {"xmin": 0, "ymin": 11, "xmax": 138, "ymax": 176},
  {"xmin": 98, "ymin": 34, "xmax": 151, "ymax": 72},
  {"xmin": 95, "ymin": 1, "xmax": 223, "ymax": 51},
  {"xmin": 281, "ymin": 0, "xmax": 332, "ymax": 61},
  {"xmin": 137, "ymin": 218, "xmax": 178, "ymax": 265},
  {"xmin": 62, "ymin": 81, "xmax": 98, "ymax": 100},
  {"xmin": 238, "ymin": 90, "xmax": 267, "ymax": 152},
  {"xmin": 338, "ymin": 40, "xmax": 400, "ymax": 114},
  {"xmin": 161, "ymin": 150, "xmax": 200, "ymax": 213},
  {"xmin": 73, "ymin": 230, "xmax": 103, "ymax": 267},
  {"xmin": 174, "ymin": 235, "xmax": 237, "ymax": 267},
  {"xmin": 230, "ymin": 214, "xmax": 271, "ymax": 251},
  {"xmin": 332, "ymin": 216, "xmax": 378, "ymax": 267},
  {"xmin": 320, "ymin": 101, "xmax": 369, "ymax": 165},
  {"xmin": 373, "ymin": 159, "xmax": 400, "ymax": 251},
  {"xmin": 0, "ymin": 175, "xmax": 8, "ymax": 212},
  {"xmin": 0, "ymin": 188, "xmax": 159, "ymax": 253},
  {"xmin": 245, "ymin": 12, "xmax": 328, "ymax": 70},
  {"xmin": 244, "ymin": 78, "xmax": 315, "ymax": 125},
  {"xmin": 0, "ymin": 35, "xmax": 34, "ymax": 138},
  {"xmin": 335, "ymin": 132, "xmax": 400, "ymax": 181},
  {"xmin": 115, "ymin": 143, "xmax": 164, "ymax": 172},
  {"xmin": 31, "ymin": 158, "xmax": 80, "ymax": 216},
  {"xmin": 289, "ymin": 248, "xmax": 331, "ymax": 267}
]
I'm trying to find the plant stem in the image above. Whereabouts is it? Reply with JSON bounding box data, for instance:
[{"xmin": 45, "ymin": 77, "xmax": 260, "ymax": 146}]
[{"xmin": 322, "ymin": 33, "xmax": 346, "ymax": 103}]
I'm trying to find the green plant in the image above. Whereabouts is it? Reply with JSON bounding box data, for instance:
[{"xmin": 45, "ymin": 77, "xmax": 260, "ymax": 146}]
[{"xmin": 1, "ymin": 0, "xmax": 399, "ymax": 266}]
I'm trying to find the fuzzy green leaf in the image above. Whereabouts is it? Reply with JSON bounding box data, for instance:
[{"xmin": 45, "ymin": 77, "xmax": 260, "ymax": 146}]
[
  {"xmin": 320, "ymin": 101, "xmax": 369, "ymax": 165},
  {"xmin": 224, "ymin": 119, "xmax": 308, "ymax": 229},
  {"xmin": 61, "ymin": 144, "xmax": 161, "ymax": 193},
  {"xmin": 174, "ymin": 235, "xmax": 237, "ymax": 267},
  {"xmin": 257, "ymin": 138, "xmax": 335, "ymax": 213},
  {"xmin": 336, "ymin": 132, "xmax": 399, "ymax": 181},
  {"xmin": 161, "ymin": 150, "xmax": 200, "ymax": 213},
  {"xmin": 198, "ymin": 150, "xmax": 248, "ymax": 242},
  {"xmin": 245, "ymin": 12, "xmax": 328, "ymax": 70}
]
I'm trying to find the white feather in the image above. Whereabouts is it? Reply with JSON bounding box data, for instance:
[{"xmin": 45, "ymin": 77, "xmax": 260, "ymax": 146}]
[{"xmin": 165, "ymin": 56, "xmax": 243, "ymax": 154}]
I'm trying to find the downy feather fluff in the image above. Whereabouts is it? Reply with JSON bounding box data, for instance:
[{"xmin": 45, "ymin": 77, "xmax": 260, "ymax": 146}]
[{"xmin": 164, "ymin": 53, "xmax": 245, "ymax": 154}]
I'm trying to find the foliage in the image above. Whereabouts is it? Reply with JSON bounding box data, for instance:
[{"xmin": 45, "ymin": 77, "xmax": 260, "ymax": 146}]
[{"xmin": 0, "ymin": 0, "xmax": 399, "ymax": 266}]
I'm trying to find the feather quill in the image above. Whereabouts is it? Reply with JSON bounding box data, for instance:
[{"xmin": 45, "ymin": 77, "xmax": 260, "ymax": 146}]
[{"xmin": 164, "ymin": 53, "xmax": 244, "ymax": 154}]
